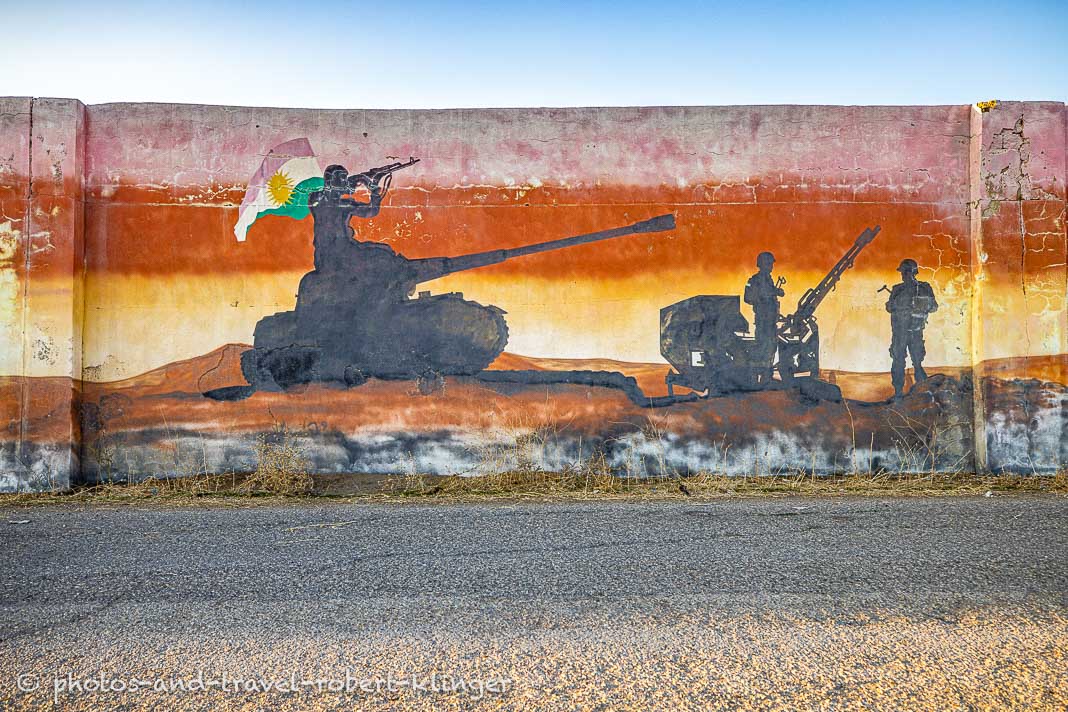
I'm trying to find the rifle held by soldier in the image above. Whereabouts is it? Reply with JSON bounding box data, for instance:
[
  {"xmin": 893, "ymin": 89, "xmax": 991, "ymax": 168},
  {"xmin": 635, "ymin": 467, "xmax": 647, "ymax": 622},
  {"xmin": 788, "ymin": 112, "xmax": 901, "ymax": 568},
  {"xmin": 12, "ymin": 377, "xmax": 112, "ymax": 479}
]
[{"xmin": 348, "ymin": 157, "xmax": 420, "ymax": 190}]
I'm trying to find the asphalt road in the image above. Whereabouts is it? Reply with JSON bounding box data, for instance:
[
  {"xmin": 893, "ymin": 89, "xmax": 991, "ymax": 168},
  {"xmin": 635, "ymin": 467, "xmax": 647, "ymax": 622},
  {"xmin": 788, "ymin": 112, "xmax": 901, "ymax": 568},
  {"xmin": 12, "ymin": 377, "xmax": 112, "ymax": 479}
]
[{"xmin": 1, "ymin": 496, "xmax": 1066, "ymax": 710}]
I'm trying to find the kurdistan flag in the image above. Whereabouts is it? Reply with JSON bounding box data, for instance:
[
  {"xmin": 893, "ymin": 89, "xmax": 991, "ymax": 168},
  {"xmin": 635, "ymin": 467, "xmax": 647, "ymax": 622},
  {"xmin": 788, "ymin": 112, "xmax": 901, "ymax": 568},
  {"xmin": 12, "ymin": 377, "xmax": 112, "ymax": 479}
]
[{"xmin": 234, "ymin": 138, "xmax": 324, "ymax": 241}]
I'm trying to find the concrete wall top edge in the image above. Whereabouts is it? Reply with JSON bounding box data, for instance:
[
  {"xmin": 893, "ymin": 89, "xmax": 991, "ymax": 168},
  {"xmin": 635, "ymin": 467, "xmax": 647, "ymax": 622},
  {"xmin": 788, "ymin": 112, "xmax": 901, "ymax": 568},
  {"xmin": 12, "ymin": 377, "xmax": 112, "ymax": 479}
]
[
  {"xmin": 82, "ymin": 100, "xmax": 1068, "ymax": 112},
  {"xmin": 80, "ymin": 102, "xmax": 990, "ymax": 118},
  {"xmin": 79, "ymin": 102, "xmax": 982, "ymax": 198},
  {"xmin": 5, "ymin": 97, "xmax": 1064, "ymax": 113}
]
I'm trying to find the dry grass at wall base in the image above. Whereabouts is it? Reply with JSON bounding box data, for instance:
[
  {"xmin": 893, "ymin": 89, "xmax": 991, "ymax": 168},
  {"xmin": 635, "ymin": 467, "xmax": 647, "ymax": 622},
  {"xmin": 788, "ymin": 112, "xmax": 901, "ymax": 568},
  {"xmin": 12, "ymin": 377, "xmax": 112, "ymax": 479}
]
[
  {"xmin": 2, "ymin": 469, "xmax": 1065, "ymax": 507},
  {"xmin": 378, "ymin": 468, "xmax": 1068, "ymax": 500},
  {"xmin": 4, "ymin": 420, "xmax": 1065, "ymax": 505},
  {"xmin": 238, "ymin": 429, "xmax": 315, "ymax": 496}
]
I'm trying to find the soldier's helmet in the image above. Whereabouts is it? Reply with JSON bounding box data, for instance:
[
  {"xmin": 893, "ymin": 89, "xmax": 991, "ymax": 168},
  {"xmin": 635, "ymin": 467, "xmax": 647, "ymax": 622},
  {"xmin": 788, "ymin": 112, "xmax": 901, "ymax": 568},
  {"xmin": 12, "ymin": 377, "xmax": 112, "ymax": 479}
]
[
  {"xmin": 896, "ymin": 258, "xmax": 919, "ymax": 274},
  {"xmin": 323, "ymin": 165, "xmax": 349, "ymax": 191},
  {"xmin": 757, "ymin": 251, "xmax": 775, "ymax": 270}
]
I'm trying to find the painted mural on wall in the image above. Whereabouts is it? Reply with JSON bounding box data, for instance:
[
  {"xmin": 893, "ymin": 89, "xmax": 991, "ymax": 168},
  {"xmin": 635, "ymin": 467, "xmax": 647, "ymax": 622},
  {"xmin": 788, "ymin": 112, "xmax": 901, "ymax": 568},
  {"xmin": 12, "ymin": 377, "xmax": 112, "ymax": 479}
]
[
  {"xmin": 0, "ymin": 100, "xmax": 1065, "ymax": 489},
  {"xmin": 217, "ymin": 141, "xmax": 677, "ymax": 398}
]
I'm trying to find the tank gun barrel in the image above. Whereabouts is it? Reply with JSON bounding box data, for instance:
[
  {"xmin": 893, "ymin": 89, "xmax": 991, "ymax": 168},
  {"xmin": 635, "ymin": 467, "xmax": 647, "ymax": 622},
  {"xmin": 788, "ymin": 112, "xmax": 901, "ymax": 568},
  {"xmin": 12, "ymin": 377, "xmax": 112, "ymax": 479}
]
[{"xmin": 409, "ymin": 213, "xmax": 676, "ymax": 283}]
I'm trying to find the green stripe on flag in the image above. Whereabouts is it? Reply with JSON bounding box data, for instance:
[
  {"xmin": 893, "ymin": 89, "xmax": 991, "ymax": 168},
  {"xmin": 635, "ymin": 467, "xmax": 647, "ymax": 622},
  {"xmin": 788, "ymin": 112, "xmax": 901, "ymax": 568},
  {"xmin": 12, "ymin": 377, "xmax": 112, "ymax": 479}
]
[{"xmin": 255, "ymin": 176, "xmax": 324, "ymax": 223}]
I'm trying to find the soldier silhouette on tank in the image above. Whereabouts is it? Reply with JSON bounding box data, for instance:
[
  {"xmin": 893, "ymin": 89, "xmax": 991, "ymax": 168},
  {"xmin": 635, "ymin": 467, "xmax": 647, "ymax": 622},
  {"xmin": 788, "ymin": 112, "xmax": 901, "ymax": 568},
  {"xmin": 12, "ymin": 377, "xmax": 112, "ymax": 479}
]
[
  {"xmin": 308, "ymin": 164, "xmax": 397, "ymax": 273},
  {"xmin": 886, "ymin": 258, "xmax": 938, "ymax": 397},
  {"xmin": 744, "ymin": 251, "xmax": 785, "ymax": 367}
]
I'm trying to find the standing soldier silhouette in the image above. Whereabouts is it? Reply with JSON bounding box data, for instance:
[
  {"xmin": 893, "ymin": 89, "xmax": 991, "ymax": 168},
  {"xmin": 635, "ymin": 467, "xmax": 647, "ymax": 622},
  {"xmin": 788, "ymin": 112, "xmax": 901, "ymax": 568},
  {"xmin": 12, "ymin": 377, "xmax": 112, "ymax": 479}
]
[
  {"xmin": 886, "ymin": 258, "xmax": 938, "ymax": 397},
  {"xmin": 744, "ymin": 251, "xmax": 785, "ymax": 367}
]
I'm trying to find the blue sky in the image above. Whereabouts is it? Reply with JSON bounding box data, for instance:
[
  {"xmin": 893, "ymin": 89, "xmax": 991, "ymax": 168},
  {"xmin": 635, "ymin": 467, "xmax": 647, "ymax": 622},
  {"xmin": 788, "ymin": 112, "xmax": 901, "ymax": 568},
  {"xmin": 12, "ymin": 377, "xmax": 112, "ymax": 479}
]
[{"xmin": 1, "ymin": 0, "xmax": 1064, "ymax": 107}]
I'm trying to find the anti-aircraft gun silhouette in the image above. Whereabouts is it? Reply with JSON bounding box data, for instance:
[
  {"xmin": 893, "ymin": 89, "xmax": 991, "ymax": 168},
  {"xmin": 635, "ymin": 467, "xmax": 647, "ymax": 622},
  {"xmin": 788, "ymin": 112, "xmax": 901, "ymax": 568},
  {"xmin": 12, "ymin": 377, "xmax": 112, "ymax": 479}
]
[
  {"xmin": 660, "ymin": 225, "xmax": 880, "ymax": 399},
  {"xmin": 232, "ymin": 213, "xmax": 677, "ymax": 396}
]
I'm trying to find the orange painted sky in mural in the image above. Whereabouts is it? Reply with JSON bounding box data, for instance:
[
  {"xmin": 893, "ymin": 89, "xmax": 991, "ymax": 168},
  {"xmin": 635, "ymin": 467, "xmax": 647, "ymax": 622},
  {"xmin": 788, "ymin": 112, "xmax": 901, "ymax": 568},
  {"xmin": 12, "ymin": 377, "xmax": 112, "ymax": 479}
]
[
  {"xmin": 0, "ymin": 173, "xmax": 1058, "ymax": 380},
  {"xmin": 79, "ymin": 182, "xmax": 1061, "ymax": 281},
  {"xmin": 5, "ymin": 102, "xmax": 1054, "ymax": 381},
  {"xmin": 84, "ymin": 184, "xmax": 977, "ymax": 277},
  {"xmin": 5, "ymin": 111, "xmax": 1065, "ymax": 381},
  {"xmin": 62, "ymin": 181, "xmax": 1062, "ymax": 380}
]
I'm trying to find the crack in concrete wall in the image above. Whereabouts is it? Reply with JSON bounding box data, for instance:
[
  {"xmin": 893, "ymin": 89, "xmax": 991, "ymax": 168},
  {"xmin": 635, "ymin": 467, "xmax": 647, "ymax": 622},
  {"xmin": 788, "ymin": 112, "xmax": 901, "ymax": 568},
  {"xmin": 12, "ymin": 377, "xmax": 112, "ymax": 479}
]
[{"xmin": 982, "ymin": 117, "xmax": 1059, "ymax": 213}]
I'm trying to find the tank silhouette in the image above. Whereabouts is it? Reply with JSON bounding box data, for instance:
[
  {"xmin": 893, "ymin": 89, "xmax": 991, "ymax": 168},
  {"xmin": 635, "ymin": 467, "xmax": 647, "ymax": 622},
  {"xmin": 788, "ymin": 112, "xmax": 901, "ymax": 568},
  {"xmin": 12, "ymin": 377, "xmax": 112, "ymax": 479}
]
[{"xmin": 229, "ymin": 164, "xmax": 676, "ymax": 395}]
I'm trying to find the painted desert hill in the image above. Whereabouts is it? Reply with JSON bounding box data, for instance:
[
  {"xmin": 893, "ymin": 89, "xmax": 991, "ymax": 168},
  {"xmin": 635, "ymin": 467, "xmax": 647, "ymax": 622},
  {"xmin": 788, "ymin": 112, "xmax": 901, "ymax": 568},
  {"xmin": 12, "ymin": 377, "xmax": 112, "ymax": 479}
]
[
  {"xmin": 4, "ymin": 345, "xmax": 1061, "ymax": 478},
  {"xmin": 78, "ymin": 344, "xmax": 1066, "ymax": 402},
  {"xmin": 81, "ymin": 344, "xmax": 249, "ymax": 399},
  {"xmin": 71, "ymin": 361, "xmax": 1041, "ymax": 480},
  {"xmin": 5, "ymin": 345, "xmax": 1064, "ymax": 454}
]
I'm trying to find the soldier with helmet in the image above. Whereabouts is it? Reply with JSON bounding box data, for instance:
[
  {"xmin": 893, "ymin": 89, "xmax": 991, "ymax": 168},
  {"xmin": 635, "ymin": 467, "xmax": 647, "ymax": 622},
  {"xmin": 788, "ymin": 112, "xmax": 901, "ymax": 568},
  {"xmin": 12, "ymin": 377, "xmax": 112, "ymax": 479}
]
[
  {"xmin": 886, "ymin": 258, "xmax": 938, "ymax": 397},
  {"xmin": 744, "ymin": 251, "xmax": 785, "ymax": 365}
]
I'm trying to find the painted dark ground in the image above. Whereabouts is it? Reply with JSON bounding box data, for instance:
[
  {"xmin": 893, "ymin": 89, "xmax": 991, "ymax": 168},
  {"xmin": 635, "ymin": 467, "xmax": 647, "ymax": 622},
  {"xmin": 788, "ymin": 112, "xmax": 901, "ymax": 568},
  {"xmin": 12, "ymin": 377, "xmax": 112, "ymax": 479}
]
[{"xmin": 41, "ymin": 347, "xmax": 1061, "ymax": 480}]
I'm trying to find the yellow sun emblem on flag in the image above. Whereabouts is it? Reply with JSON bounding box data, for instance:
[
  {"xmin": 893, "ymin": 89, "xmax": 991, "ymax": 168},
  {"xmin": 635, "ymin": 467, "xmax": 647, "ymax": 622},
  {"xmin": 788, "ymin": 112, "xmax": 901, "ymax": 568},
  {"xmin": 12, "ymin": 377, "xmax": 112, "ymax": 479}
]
[{"xmin": 266, "ymin": 171, "xmax": 295, "ymax": 206}]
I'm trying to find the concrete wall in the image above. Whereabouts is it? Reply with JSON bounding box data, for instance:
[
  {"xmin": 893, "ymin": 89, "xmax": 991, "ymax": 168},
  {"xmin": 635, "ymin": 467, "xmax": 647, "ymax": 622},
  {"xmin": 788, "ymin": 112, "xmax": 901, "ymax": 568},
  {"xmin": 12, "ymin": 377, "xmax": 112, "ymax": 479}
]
[
  {"xmin": 971, "ymin": 103, "xmax": 1066, "ymax": 471},
  {"xmin": 0, "ymin": 99, "xmax": 1064, "ymax": 491},
  {"xmin": 0, "ymin": 99, "xmax": 85, "ymax": 491}
]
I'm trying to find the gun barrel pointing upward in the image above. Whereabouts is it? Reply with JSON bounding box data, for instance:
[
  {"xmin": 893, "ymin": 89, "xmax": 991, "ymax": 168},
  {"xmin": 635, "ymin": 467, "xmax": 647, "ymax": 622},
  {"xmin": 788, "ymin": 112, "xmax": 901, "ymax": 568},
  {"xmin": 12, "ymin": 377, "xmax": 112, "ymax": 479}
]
[
  {"xmin": 410, "ymin": 213, "xmax": 677, "ymax": 283},
  {"xmin": 791, "ymin": 225, "xmax": 881, "ymax": 321}
]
